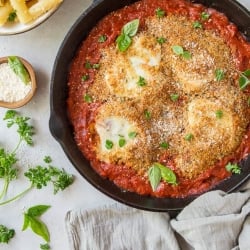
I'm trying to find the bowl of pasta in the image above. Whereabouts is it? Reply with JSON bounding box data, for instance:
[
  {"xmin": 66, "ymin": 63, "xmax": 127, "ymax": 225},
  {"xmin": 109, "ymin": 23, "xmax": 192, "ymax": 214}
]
[
  {"xmin": 50, "ymin": 0, "xmax": 250, "ymax": 214},
  {"xmin": 0, "ymin": 0, "xmax": 63, "ymax": 35}
]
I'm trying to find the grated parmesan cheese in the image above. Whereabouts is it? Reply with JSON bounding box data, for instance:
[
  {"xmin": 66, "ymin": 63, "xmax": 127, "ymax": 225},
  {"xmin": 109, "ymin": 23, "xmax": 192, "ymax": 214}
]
[{"xmin": 0, "ymin": 62, "xmax": 32, "ymax": 102}]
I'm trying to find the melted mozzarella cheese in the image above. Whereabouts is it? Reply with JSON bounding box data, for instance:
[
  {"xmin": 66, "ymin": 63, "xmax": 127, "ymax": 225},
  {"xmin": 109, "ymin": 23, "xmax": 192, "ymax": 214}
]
[
  {"xmin": 103, "ymin": 34, "xmax": 161, "ymax": 97},
  {"xmin": 95, "ymin": 116, "xmax": 137, "ymax": 162}
]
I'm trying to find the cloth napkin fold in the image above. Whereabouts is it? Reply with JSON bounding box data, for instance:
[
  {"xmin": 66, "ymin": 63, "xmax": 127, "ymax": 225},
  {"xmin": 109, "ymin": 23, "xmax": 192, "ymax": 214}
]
[{"xmin": 65, "ymin": 182, "xmax": 250, "ymax": 250}]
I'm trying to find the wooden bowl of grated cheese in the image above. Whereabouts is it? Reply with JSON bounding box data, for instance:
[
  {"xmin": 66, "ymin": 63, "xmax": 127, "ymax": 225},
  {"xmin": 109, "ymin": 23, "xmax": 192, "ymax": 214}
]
[{"xmin": 0, "ymin": 56, "xmax": 36, "ymax": 109}]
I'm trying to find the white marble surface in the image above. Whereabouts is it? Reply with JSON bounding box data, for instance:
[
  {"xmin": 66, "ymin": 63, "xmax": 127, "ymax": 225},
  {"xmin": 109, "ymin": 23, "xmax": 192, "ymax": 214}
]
[{"xmin": 0, "ymin": 0, "xmax": 249, "ymax": 249}]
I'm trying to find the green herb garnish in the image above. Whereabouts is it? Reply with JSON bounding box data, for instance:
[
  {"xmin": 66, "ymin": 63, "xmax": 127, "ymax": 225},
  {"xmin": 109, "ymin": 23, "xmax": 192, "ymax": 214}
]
[
  {"xmin": 215, "ymin": 69, "xmax": 225, "ymax": 81},
  {"xmin": 0, "ymin": 111, "xmax": 74, "ymax": 207},
  {"xmin": 128, "ymin": 131, "xmax": 137, "ymax": 139},
  {"xmin": 225, "ymin": 162, "xmax": 241, "ymax": 174},
  {"xmin": 137, "ymin": 76, "xmax": 146, "ymax": 86},
  {"xmin": 7, "ymin": 11, "xmax": 17, "ymax": 22},
  {"xmin": 98, "ymin": 35, "xmax": 107, "ymax": 43},
  {"xmin": 43, "ymin": 156, "xmax": 52, "ymax": 164},
  {"xmin": 105, "ymin": 140, "xmax": 113, "ymax": 150},
  {"xmin": 155, "ymin": 8, "xmax": 166, "ymax": 18},
  {"xmin": 239, "ymin": 69, "xmax": 250, "ymax": 90},
  {"xmin": 144, "ymin": 109, "xmax": 151, "ymax": 120},
  {"xmin": 148, "ymin": 165, "xmax": 162, "ymax": 191},
  {"xmin": 160, "ymin": 141, "xmax": 169, "ymax": 149},
  {"xmin": 85, "ymin": 61, "xmax": 100, "ymax": 70},
  {"xmin": 170, "ymin": 93, "xmax": 179, "ymax": 102},
  {"xmin": 148, "ymin": 163, "xmax": 177, "ymax": 191},
  {"xmin": 193, "ymin": 21, "xmax": 202, "ymax": 29},
  {"xmin": 83, "ymin": 93, "xmax": 93, "ymax": 103},
  {"xmin": 215, "ymin": 110, "xmax": 223, "ymax": 119},
  {"xmin": 22, "ymin": 205, "xmax": 51, "ymax": 242},
  {"xmin": 184, "ymin": 133, "xmax": 194, "ymax": 141},
  {"xmin": 0, "ymin": 225, "xmax": 15, "ymax": 243},
  {"xmin": 201, "ymin": 11, "xmax": 210, "ymax": 21},
  {"xmin": 156, "ymin": 37, "xmax": 166, "ymax": 44},
  {"xmin": 172, "ymin": 45, "xmax": 192, "ymax": 59},
  {"xmin": 118, "ymin": 138, "xmax": 126, "ymax": 147},
  {"xmin": 85, "ymin": 61, "xmax": 92, "ymax": 69},
  {"xmin": 4, "ymin": 110, "xmax": 34, "ymax": 148},
  {"xmin": 8, "ymin": 56, "xmax": 30, "ymax": 84},
  {"xmin": 81, "ymin": 74, "xmax": 89, "ymax": 81},
  {"xmin": 92, "ymin": 63, "xmax": 100, "ymax": 69},
  {"xmin": 116, "ymin": 19, "xmax": 140, "ymax": 52},
  {"xmin": 40, "ymin": 243, "xmax": 50, "ymax": 250}
]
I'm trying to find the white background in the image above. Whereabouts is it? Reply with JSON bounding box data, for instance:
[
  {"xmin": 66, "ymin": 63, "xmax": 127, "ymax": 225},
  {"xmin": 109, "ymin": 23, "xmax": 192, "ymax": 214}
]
[{"xmin": 0, "ymin": 0, "xmax": 249, "ymax": 249}]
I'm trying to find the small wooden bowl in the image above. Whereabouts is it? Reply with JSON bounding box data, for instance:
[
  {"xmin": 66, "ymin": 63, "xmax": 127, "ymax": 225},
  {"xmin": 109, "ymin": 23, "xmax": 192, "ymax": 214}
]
[{"xmin": 0, "ymin": 56, "xmax": 36, "ymax": 109}]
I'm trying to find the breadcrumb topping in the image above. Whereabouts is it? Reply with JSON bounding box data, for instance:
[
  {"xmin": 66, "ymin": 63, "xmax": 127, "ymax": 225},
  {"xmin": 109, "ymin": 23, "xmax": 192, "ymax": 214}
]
[{"xmin": 88, "ymin": 15, "xmax": 250, "ymax": 179}]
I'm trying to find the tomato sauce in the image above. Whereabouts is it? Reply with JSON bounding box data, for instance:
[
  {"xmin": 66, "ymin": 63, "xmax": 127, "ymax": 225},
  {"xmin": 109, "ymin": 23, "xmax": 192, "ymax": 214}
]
[{"xmin": 68, "ymin": 0, "xmax": 250, "ymax": 198}]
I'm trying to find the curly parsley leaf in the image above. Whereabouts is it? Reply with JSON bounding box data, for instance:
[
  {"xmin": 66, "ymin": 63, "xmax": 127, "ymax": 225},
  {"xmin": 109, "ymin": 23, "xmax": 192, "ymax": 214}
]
[
  {"xmin": 3, "ymin": 110, "xmax": 34, "ymax": 147},
  {"xmin": 24, "ymin": 162, "xmax": 74, "ymax": 194},
  {"xmin": 225, "ymin": 162, "xmax": 241, "ymax": 174},
  {"xmin": 0, "ymin": 148, "xmax": 18, "ymax": 200},
  {"xmin": 0, "ymin": 225, "xmax": 15, "ymax": 244},
  {"xmin": 40, "ymin": 243, "xmax": 50, "ymax": 250}
]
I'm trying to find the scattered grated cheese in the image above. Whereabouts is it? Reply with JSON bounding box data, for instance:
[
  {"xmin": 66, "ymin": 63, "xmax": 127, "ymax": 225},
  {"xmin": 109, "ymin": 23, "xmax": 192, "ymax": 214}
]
[{"xmin": 0, "ymin": 62, "xmax": 32, "ymax": 102}]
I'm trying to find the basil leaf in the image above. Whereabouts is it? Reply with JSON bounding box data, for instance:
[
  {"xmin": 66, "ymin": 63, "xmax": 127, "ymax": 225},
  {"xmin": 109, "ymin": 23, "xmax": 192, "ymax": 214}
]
[
  {"xmin": 122, "ymin": 19, "xmax": 139, "ymax": 37},
  {"xmin": 116, "ymin": 34, "xmax": 132, "ymax": 52},
  {"xmin": 116, "ymin": 19, "xmax": 139, "ymax": 52},
  {"xmin": 22, "ymin": 214, "xmax": 30, "ymax": 231},
  {"xmin": 172, "ymin": 45, "xmax": 184, "ymax": 55},
  {"xmin": 239, "ymin": 75, "xmax": 250, "ymax": 90},
  {"xmin": 8, "ymin": 56, "xmax": 30, "ymax": 84},
  {"xmin": 27, "ymin": 205, "xmax": 51, "ymax": 217},
  {"xmin": 154, "ymin": 163, "xmax": 177, "ymax": 185},
  {"xmin": 243, "ymin": 69, "xmax": 250, "ymax": 77},
  {"xmin": 215, "ymin": 69, "xmax": 225, "ymax": 81},
  {"xmin": 29, "ymin": 217, "xmax": 50, "ymax": 242},
  {"xmin": 182, "ymin": 51, "xmax": 192, "ymax": 60},
  {"xmin": 148, "ymin": 165, "xmax": 161, "ymax": 191},
  {"xmin": 128, "ymin": 131, "xmax": 137, "ymax": 139}
]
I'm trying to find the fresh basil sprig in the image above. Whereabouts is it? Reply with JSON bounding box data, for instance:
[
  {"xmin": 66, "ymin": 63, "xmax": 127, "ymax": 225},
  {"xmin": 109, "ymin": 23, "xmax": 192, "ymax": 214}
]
[
  {"xmin": 116, "ymin": 19, "xmax": 140, "ymax": 52},
  {"xmin": 22, "ymin": 205, "xmax": 51, "ymax": 242},
  {"xmin": 172, "ymin": 45, "xmax": 192, "ymax": 59},
  {"xmin": 148, "ymin": 163, "xmax": 177, "ymax": 191},
  {"xmin": 8, "ymin": 56, "xmax": 31, "ymax": 85}
]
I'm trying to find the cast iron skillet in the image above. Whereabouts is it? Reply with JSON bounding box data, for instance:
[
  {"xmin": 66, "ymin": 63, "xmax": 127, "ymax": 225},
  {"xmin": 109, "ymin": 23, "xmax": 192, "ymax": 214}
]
[{"xmin": 49, "ymin": 0, "xmax": 250, "ymax": 215}]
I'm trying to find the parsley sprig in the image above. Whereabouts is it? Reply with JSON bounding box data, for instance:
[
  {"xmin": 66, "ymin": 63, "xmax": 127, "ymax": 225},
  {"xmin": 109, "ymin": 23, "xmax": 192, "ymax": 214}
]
[
  {"xmin": 0, "ymin": 110, "xmax": 34, "ymax": 201},
  {"xmin": 0, "ymin": 225, "xmax": 15, "ymax": 243},
  {"xmin": 0, "ymin": 110, "xmax": 74, "ymax": 206},
  {"xmin": 0, "ymin": 157, "xmax": 74, "ymax": 206},
  {"xmin": 4, "ymin": 110, "xmax": 34, "ymax": 152},
  {"xmin": 225, "ymin": 162, "xmax": 241, "ymax": 174}
]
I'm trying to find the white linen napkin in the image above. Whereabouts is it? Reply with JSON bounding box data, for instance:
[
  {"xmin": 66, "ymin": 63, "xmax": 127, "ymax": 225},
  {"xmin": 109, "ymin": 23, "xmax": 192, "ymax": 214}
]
[{"xmin": 65, "ymin": 181, "xmax": 250, "ymax": 250}]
